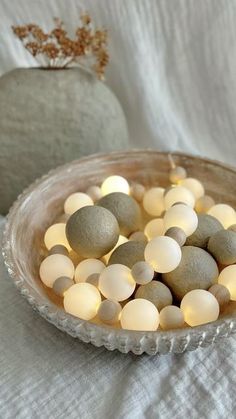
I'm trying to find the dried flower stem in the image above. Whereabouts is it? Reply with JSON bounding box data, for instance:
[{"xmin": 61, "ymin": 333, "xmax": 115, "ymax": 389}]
[{"xmin": 12, "ymin": 13, "xmax": 109, "ymax": 79}]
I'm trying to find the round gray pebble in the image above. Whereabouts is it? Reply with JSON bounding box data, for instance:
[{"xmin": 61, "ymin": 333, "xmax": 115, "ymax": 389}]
[
  {"xmin": 162, "ymin": 246, "xmax": 219, "ymax": 301},
  {"xmin": 97, "ymin": 192, "xmax": 141, "ymax": 236},
  {"xmin": 135, "ymin": 281, "xmax": 173, "ymax": 311},
  {"xmin": 186, "ymin": 214, "xmax": 223, "ymax": 248},
  {"xmin": 97, "ymin": 299, "xmax": 122, "ymax": 324},
  {"xmin": 131, "ymin": 261, "xmax": 154, "ymax": 284},
  {"xmin": 53, "ymin": 276, "xmax": 74, "ymax": 297},
  {"xmin": 66, "ymin": 206, "xmax": 119, "ymax": 258},
  {"xmin": 108, "ymin": 241, "xmax": 146, "ymax": 268},
  {"xmin": 208, "ymin": 229, "xmax": 236, "ymax": 265}
]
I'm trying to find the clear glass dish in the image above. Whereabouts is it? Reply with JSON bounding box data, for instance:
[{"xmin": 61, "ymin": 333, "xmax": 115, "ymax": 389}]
[{"xmin": 2, "ymin": 150, "xmax": 236, "ymax": 355}]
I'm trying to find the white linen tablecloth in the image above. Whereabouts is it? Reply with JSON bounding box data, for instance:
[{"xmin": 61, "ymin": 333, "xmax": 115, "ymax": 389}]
[{"xmin": 0, "ymin": 216, "xmax": 236, "ymax": 418}]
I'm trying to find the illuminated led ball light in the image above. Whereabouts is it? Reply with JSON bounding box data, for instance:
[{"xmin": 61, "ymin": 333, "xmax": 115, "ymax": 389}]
[
  {"xmin": 44, "ymin": 223, "xmax": 71, "ymax": 251},
  {"xmin": 101, "ymin": 175, "xmax": 130, "ymax": 196},
  {"xmin": 218, "ymin": 265, "xmax": 236, "ymax": 300},
  {"xmin": 64, "ymin": 192, "xmax": 93, "ymax": 215},
  {"xmin": 120, "ymin": 299, "xmax": 160, "ymax": 331},
  {"xmin": 144, "ymin": 236, "xmax": 182, "ymax": 273},
  {"xmin": 180, "ymin": 178, "xmax": 205, "ymax": 200},
  {"xmin": 99, "ymin": 264, "xmax": 136, "ymax": 301},
  {"xmin": 208, "ymin": 204, "xmax": 236, "ymax": 229},
  {"xmin": 180, "ymin": 289, "xmax": 219, "ymax": 327},
  {"xmin": 39, "ymin": 254, "xmax": 74, "ymax": 288},
  {"xmin": 142, "ymin": 187, "xmax": 165, "ymax": 216},
  {"xmin": 163, "ymin": 204, "xmax": 198, "ymax": 237},
  {"xmin": 164, "ymin": 186, "xmax": 195, "ymax": 209},
  {"xmin": 75, "ymin": 258, "xmax": 105, "ymax": 283},
  {"xmin": 64, "ymin": 283, "xmax": 101, "ymax": 320},
  {"xmin": 144, "ymin": 218, "xmax": 165, "ymax": 240}
]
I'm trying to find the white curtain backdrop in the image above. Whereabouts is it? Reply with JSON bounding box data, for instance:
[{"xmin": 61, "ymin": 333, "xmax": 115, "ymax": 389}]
[{"xmin": 1, "ymin": 0, "xmax": 236, "ymax": 165}]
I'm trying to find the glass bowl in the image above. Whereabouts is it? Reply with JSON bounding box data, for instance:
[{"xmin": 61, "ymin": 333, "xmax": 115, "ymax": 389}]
[{"xmin": 2, "ymin": 150, "xmax": 236, "ymax": 355}]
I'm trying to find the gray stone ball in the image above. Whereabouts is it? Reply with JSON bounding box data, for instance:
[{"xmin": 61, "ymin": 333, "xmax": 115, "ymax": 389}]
[
  {"xmin": 97, "ymin": 192, "xmax": 141, "ymax": 236},
  {"xmin": 66, "ymin": 205, "xmax": 119, "ymax": 258},
  {"xmin": 135, "ymin": 281, "xmax": 173, "ymax": 311},
  {"xmin": 207, "ymin": 229, "xmax": 236, "ymax": 265},
  {"xmin": 162, "ymin": 246, "xmax": 219, "ymax": 301},
  {"xmin": 186, "ymin": 214, "xmax": 223, "ymax": 248},
  {"xmin": 108, "ymin": 241, "xmax": 146, "ymax": 268}
]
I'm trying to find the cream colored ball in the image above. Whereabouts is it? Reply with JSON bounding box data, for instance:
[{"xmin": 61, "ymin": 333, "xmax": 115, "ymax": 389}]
[
  {"xmin": 180, "ymin": 289, "xmax": 219, "ymax": 327},
  {"xmin": 208, "ymin": 204, "xmax": 236, "ymax": 229},
  {"xmin": 159, "ymin": 306, "xmax": 185, "ymax": 330},
  {"xmin": 44, "ymin": 223, "xmax": 71, "ymax": 251},
  {"xmin": 39, "ymin": 254, "xmax": 74, "ymax": 288},
  {"xmin": 218, "ymin": 265, "xmax": 236, "ymax": 301},
  {"xmin": 99, "ymin": 264, "xmax": 135, "ymax": 301},
  {"xmin": 163, "ymin": 204, "xmax": 198, "ymax": 236},
  {"xmin": 64, "ymin": 192, "xmax": 93, "ymax": 215},
  {"xmin": 144, "ymin": 218, "xmax": 165, "ymax": 240},
  {"xmin": 164, "ymin": 186, "xmax": 195, "ymax": 210},
  {"xmin": 101, "ymin": 175, "xmax": 130, "ymax": 196},
  {"xmin": 120, "ymin": 299, "xmax": 159, "ymax": 331},
  {"xmin": 64, "ymin": 283, "xmax": 101, "ymax": 320},
  {"xmin": 142, "ymin": 187, "xmax": 165, "ymax": 216},
  {"xmin": 144, "ymin": 236, "xmax": 182, "ymax": 273},
  {"xmin": 180, "ymin": 177, "xmax": 205, "ymax": 200},
  {"xmin": 75, "ymin": 259, "xmax": 105, "ymax": 283}
]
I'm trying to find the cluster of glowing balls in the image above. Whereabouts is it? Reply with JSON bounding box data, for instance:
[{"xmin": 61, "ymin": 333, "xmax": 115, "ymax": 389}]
[{"xmin": 38, "ymin": 164, "xmax": 236, "ymax": 332}]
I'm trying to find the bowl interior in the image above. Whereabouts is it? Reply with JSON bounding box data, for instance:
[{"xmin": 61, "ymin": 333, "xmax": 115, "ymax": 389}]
[{"xmin": 4, "ymin": 150, "xmax": 236, "ymax": 341}]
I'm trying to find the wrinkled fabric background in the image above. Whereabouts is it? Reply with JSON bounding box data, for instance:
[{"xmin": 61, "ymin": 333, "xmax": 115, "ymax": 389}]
[{"xmin": 1, "ymin": 1, "xmax": 236, "ymax": 418}]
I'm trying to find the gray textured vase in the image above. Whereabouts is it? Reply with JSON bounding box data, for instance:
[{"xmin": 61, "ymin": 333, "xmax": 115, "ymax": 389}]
[{"xmin": 0, "ymin": 67, "xmax": 129, "ymax": 214}]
